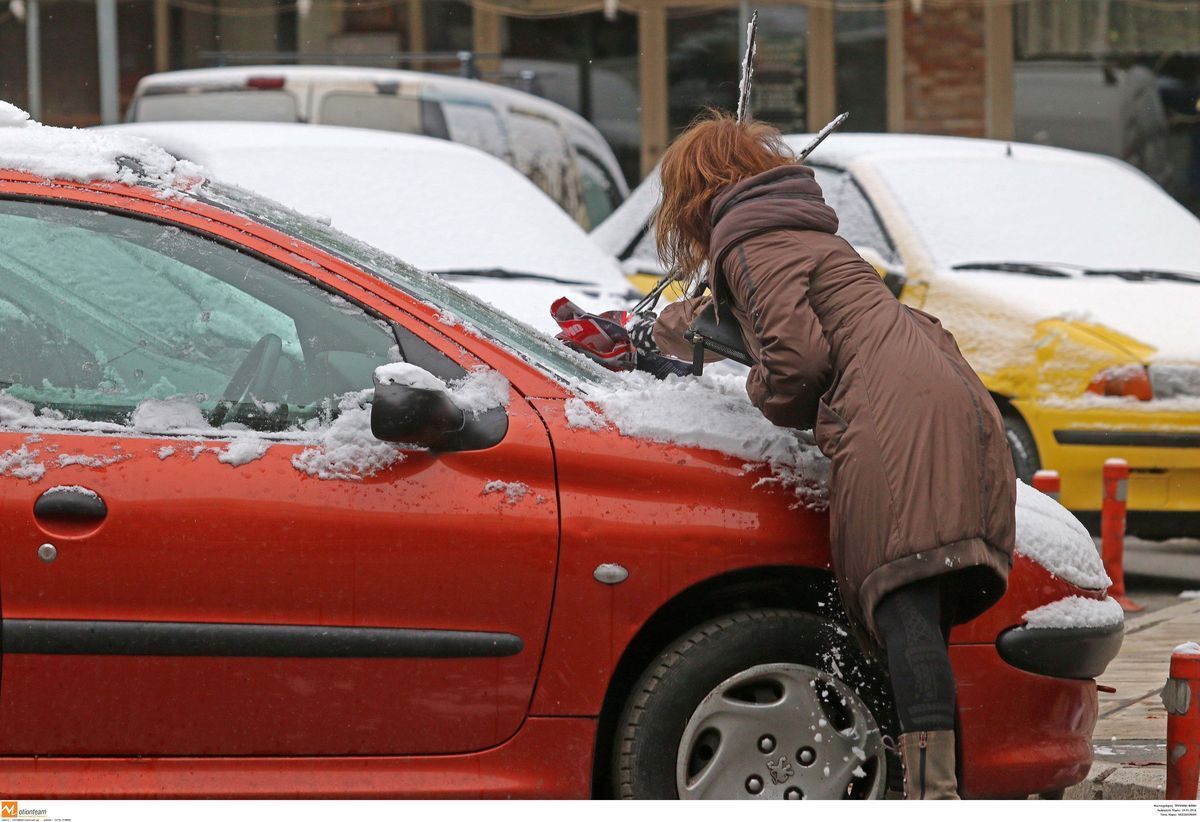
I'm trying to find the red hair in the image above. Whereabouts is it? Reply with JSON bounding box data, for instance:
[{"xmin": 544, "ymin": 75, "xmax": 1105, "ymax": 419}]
[{"xmin": 654, "ymin": 110, "xmax": 795, "ymax": 286}]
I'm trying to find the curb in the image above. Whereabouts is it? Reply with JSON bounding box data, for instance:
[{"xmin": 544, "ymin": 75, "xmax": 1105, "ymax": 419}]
[{"xmin": 1065, "ymin": 762, "xmax": 1167, "ymax": 800}]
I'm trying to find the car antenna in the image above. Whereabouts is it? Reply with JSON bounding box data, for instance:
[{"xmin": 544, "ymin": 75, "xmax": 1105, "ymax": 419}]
[{"xmin": 736, "ymin": 10, "xmax": 759, "ymax": 124}]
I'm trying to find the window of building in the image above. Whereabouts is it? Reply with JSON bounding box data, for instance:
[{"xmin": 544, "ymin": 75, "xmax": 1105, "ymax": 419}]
[{"xmin": 835, "ymin": 0, "xmax": 888, "ymax": 132}]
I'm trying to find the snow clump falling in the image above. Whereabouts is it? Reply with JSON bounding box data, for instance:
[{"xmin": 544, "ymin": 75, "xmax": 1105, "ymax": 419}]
[
  {"xmin": 1014, "ymin": 481, "xmax": 1110, "ymax": 590},
  {"xmin": 1020, "ymin": 595, "xmax": 1124, "ymax": 630},
  {"xmin": 571, "ymin": 371, "xmax": 829, "ymax": 509},
  {"xmin": 0, "ymin": 102, "xmax": 202, "ymax": 193}
]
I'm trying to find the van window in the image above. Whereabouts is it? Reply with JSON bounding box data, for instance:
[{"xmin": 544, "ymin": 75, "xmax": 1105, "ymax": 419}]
[
  {"xmin": 507, "ymin": 110, "xmax": 577, "ymax": 215},
  {"xmin": 319, "ymin": 92, "xmax": 424, "ymax": 134},
  {"xmin": 134, "ymin": 91, "xmax": 300, "ymax": 123},
  {"xmin": 442, "ymin": 101, "xmax": 510, "ymax": 159},
  {"xmin": 575, "ymin": 148, "xmax": 622, "ymax": 229}
]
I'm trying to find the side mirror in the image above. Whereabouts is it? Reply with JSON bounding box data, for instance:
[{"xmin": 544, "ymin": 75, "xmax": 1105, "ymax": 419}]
[
  {"xmin": 370, "ymin": 370, "xmax": 508, "ymax": 452},
  {"xmin": 857, "ymin": 246, "xmax": 908, "ymax": 299}
]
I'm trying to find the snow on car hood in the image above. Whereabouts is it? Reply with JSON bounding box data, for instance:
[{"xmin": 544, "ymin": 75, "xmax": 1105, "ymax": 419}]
[
  {"xmin": 937, "ymin": 266, "xmax": 1200, "ymax": 364},
  {"xmin": 97, "ymin": 122, "xmax": 631, "ymax": 334}
]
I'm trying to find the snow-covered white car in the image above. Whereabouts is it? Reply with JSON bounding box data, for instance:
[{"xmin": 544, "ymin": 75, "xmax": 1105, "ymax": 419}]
[
  {"xmin": 125, "ymin": 65, "xmax": 629, "ymax": 230},
  {"xmin": 100, "ymin": 121, "xmax": 635, "ymax": 335},
  {"xmin": 595, "ymin": 134, "xmax": 1200, "ymax": 538}
]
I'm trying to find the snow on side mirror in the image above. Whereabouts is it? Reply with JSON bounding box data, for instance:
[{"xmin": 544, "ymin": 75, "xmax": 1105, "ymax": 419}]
[{"xmin": 370, "ymin": 363, "xmax": 508, "ymax": 452}]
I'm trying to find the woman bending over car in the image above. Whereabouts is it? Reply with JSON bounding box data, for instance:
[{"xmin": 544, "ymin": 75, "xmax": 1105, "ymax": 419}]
[{"xmin": 649, "ymin": 112, "xmax": 1017, "ymax": 799}]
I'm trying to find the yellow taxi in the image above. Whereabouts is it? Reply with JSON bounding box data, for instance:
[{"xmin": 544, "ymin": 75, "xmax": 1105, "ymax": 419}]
[{"xmin": 592, "ymin": 135, "xmax": 1200, "ymax": 538}]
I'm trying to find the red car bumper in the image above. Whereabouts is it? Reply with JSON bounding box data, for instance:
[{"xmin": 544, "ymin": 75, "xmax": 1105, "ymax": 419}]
[{"xmin": 955, "ymin": 643, "xmax": 1098, "ymax": 798}]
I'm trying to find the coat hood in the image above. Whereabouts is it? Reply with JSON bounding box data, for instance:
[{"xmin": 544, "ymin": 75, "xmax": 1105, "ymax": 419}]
[{"xmin": 708, "ymin": 164, "xmax": 839, "ymax": 274}]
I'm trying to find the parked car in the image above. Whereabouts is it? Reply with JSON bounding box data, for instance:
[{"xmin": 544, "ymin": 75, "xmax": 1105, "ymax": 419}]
[
  {"xmin": 99, "ymin": 121, "xmax": 633, "ymax": 336},
  {"xmin": 596, "ymin": 134, "xmax": 1200, "ymax": 539},
  {"xmin": 0, "ymin": 119, "xmax": 1120, "ymax": 799},
  {"xmin": 126, "ymin": 65, "xmax": 629, "ymax": 230}
]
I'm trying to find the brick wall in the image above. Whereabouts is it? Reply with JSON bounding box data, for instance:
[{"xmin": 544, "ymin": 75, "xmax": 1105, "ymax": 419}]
[{"xmin": 902, "ymin": 4, "xmax": 987, "ymax": 136}]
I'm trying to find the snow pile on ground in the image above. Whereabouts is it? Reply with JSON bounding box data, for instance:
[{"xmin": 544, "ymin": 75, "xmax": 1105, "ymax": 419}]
[
  {"xmin": 482, "ymin": 480, "xmax": 531, "ymax": 505},
  {"xmin": 1015, "ymin": 480, "xmax": 1111, "ymax": 590},
  {"xmin": 574, "ymin": 371, "xmax": 830, "ymax": 508},
  {"xmin": 1020, "ymin": 595, "xmax": 1124, "ymax": 630},
  {"xmin": 292, "ymin": 390, "xmax": 405, "ymax": 481},
  {"xmin": 0, "ymin": 102, "xmax": 202, "ymax": 193},
  {"xmin": 373, "ymin": 363, "xmax": 510, "ymax": 416}
]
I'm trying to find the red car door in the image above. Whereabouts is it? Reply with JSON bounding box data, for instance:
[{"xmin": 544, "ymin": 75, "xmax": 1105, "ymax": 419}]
[{"xmin": 0, "ymin": 192, "xmax": 558, "ymax": 756}]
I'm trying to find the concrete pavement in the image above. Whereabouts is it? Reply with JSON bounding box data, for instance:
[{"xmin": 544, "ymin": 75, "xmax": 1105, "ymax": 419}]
[{"xmin": 1064, "ymin": 595, "xmax": 1200, "ymax": 799}]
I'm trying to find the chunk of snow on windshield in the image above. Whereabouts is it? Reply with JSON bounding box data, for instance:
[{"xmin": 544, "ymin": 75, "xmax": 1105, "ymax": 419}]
[
  {"xmin": 292, "ymin": 390, "xmax": 406, "ymax": 481},
  {"xmin": 0, "ymin": 103, "xmax": 202, "ymax": 193},
  {"xmin": 564, "ymin": 397, "xmax": 607, "ymax": 431},
  {"xmin": 579, "ymin": 372, "xmax": 829, "ymax": 509},
  {"xmin": 132, "ymin": 398, "xmax": 209, "ymax": 432},
  {"xmin": 482, "ymin": 480, "xmax": 531, "ymax": 505},
  {"xmin": 374, "ymin": 362, "xmax": 447, "ymax": 392},
  {"xmin": 0, "ymin": 445, "xmax": 45, "ymax": 481},
  {"xmin": 218, "ymin": 435, "xmax": 269, "ymax": 466},
  {"xmin": 1015, "ymin": 480, "xmax": 1110, "ymax": 590},
  {"xmin": 43, "ymin": 484, "xmax": 99, "ymax": 498},
  {"xmin": 1020, "ymin": 595, "xmax": 1124, "ymax": 630}
]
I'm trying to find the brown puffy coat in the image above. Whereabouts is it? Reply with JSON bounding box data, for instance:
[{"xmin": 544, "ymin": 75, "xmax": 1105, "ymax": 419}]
[{"xmin": 654, "ymin": 164, "xmax": 1016, "ymax": 642}]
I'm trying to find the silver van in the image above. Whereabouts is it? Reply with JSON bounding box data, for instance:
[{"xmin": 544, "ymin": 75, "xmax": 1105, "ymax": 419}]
[{"xmin": 127, "ymin": 65, "xmax": 629, "ymax": 230}]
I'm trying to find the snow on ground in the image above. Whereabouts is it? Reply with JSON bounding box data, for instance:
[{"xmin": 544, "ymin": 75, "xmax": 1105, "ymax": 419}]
[
  {"xmin": 0, "ymin": 102, "xmax": 201, "ymax": 194},
  {"xmin": 574, "ymin": 371, "xmax": 830, "ymax": 509},
  {"xmin": 1015, "ymin": 480, "xmax": 1111, "ymax": 590},
  {"xmin": 1020, "ymin": 595, "xmax": 1124, "ymax": 630}
]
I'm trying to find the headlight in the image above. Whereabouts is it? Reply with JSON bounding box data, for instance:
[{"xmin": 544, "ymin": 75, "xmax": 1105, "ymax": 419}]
[{"xmin": 1087, "ymin": 365, "xmax": 1153, "ymax": 401}]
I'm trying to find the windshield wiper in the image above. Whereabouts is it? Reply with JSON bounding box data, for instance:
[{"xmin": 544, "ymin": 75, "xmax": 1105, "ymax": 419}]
[
  {"xmin": 951, "ymin": 262, "xmax": 1071, "ymax": 278},
  {"xmin": 435, "ymin": 268, "xmax": 597, "ymax": 287},
  {"xmin": 1082, "ymin": 268, "xmax": 1200, "ymax": 285}
]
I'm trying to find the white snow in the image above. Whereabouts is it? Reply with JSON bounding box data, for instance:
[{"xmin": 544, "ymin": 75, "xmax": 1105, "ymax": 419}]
[
  {"xmin": 131, "ymin": 399, "xmax": 209, "ymax": 433},
  {"xmin": 57, "ymin": 452, "xmax": 126, "ymax": 468},
  {"xmin": 1179, "ymin": 591, "xmax": 1200, "ymax": 600},
  {"xmin": 564, "ymin": 397, "xmax": 607, "ymax": 431},
  {"xmin": 0, "ymin": 103, "xmax": 201, "ymax": 193},
  {"xmin": 96, "ymin": 122, "xmax": 632, "ymax": 334},
  {"xmin": 1175, "ymin": 642, "xmax": 1200, "ymax": 654},
  {"xmin": 157, "ymin": 446, "xmax": 176, "ymax": 460},
  {"xmin": 576, "ymin": 371, "xmax": 829, "ymax": 509},
  {"xmin": 482, "ymin": 480, "xmax": 531, "ymax": 505},
  {"xmin": 374, "ymin": 362, "xmax": 448, "ymax": 393},
  {"xmin": 42, "ymin": 485, "xmax": 99, "ymax": 498},
  {"xmin": 1020, "ymin": 595, "xmax": 1124, "ymax": 630},
  {"xmin": 0, "ymin": 445, "xmax": 45, "ymax": 481},
  {"xmin": 217, "ymin": 435, "xmax": 269, "ymax": 466},
  {"xmin": 1015, "ymin": 480, "xmax": 1111, "ymax": 590},
  {"xmin": 291, "ymin": 390, "xmax": 406, "ymax": 481},
  {"xmin": 449, "ymin": 367, "xmax": 510, "ymax": 415}
]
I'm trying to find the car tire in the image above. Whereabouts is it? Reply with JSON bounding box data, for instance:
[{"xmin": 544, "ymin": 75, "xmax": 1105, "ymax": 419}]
[
  {"xmin": 613, "ymin": 609, "xmax": 892, "ymax": 800},
  {"xmin": 1003, "ymin": 411, "xmax": 1041, "ymax": 484}
]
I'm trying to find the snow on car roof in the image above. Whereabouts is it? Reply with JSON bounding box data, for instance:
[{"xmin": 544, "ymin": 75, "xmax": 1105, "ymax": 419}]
[
  {"xmin": 98, "ymin": 121, "xmax": 629, "ymax": 332},
  {"xmin": 0, "ymin": 101, "xmax": 200, "ymax": 193},
  {"xmin": 785, "ymin": 132, "xmax": 1109, "ymax": 170}
]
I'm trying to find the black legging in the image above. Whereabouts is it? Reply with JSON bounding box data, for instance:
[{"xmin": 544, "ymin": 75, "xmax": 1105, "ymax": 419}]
[{"xmin": 874, "ymin": 577, "xmax": 958, "ymax": 733}]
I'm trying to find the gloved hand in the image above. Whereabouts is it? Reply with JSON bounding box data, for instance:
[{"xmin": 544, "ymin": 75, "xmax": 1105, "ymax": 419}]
[{"xmin": 626, "ymin": 311, "xmax": 660, "ymax": 357}]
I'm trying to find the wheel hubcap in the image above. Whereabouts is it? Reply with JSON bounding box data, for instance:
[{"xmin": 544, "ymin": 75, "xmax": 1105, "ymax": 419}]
[{"xmin": 675, "ymin": 662, "xmax": 886, "ymax": 800}]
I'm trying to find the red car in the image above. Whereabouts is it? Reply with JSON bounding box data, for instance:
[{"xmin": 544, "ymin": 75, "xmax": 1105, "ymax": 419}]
[{"xmin": 0, "ymin": 158, "xmax": 1121, "ymax": 799}]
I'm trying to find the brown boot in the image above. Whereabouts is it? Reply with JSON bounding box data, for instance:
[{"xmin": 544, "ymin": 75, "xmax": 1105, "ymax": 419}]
[{"xmin": 900, "ymin": 730, "xmax": 960, "ymax": 799}]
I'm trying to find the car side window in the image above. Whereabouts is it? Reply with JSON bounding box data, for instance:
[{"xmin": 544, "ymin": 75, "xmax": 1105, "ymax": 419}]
[
  {"xmin": 0, "ymin": 199, "xmax": 422, "ymax": 434},
  {"xmin": 441, "ymin": 100, "xmax": 511, "ymax": 161},
  {"xmin": 574, "ymin": 147, "xmax": 622, "ymax": 230},
  {"xmin": 506, "ymin": 109, "xmax": 581, "ymax": 220}
]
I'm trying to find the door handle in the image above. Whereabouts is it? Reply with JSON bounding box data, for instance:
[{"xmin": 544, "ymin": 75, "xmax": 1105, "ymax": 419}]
[{"xmin": 34, "ymin": 486, "xmax": 108, "ymax": 523}]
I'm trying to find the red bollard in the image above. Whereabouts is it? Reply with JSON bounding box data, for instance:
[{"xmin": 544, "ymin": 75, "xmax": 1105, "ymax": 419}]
[
  {"xmin": 1101, "ymin": 458, "xmax": 1142, "ymax": 612},
  {"xmin": 1032, "ymin": 469, "xmax": 1061, "ymax": 502},
  {"xmin": 1165, "ymin": 643, "xmax": 1200, "ymax": 800}
]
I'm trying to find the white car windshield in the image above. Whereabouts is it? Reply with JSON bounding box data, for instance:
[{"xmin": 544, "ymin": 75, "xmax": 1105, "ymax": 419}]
[
  {"xmin": 202, "ymin": 181, "xmax": 616, "ymax": 389},
  {"xmin": 873, "ymin": 154, "xmax": 1200, "ymax": 275}
]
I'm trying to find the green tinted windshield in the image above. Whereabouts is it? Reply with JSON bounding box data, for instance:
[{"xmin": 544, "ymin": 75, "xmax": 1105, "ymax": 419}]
[{"xmin": 199, "ymin": 181, "xmax": 615, "ymax": 389}]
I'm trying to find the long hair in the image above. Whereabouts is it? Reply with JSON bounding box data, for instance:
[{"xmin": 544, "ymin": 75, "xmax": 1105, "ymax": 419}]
[{"xmin": 654, "ymin": 110, "xmax": 795, "ymax": 287}]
